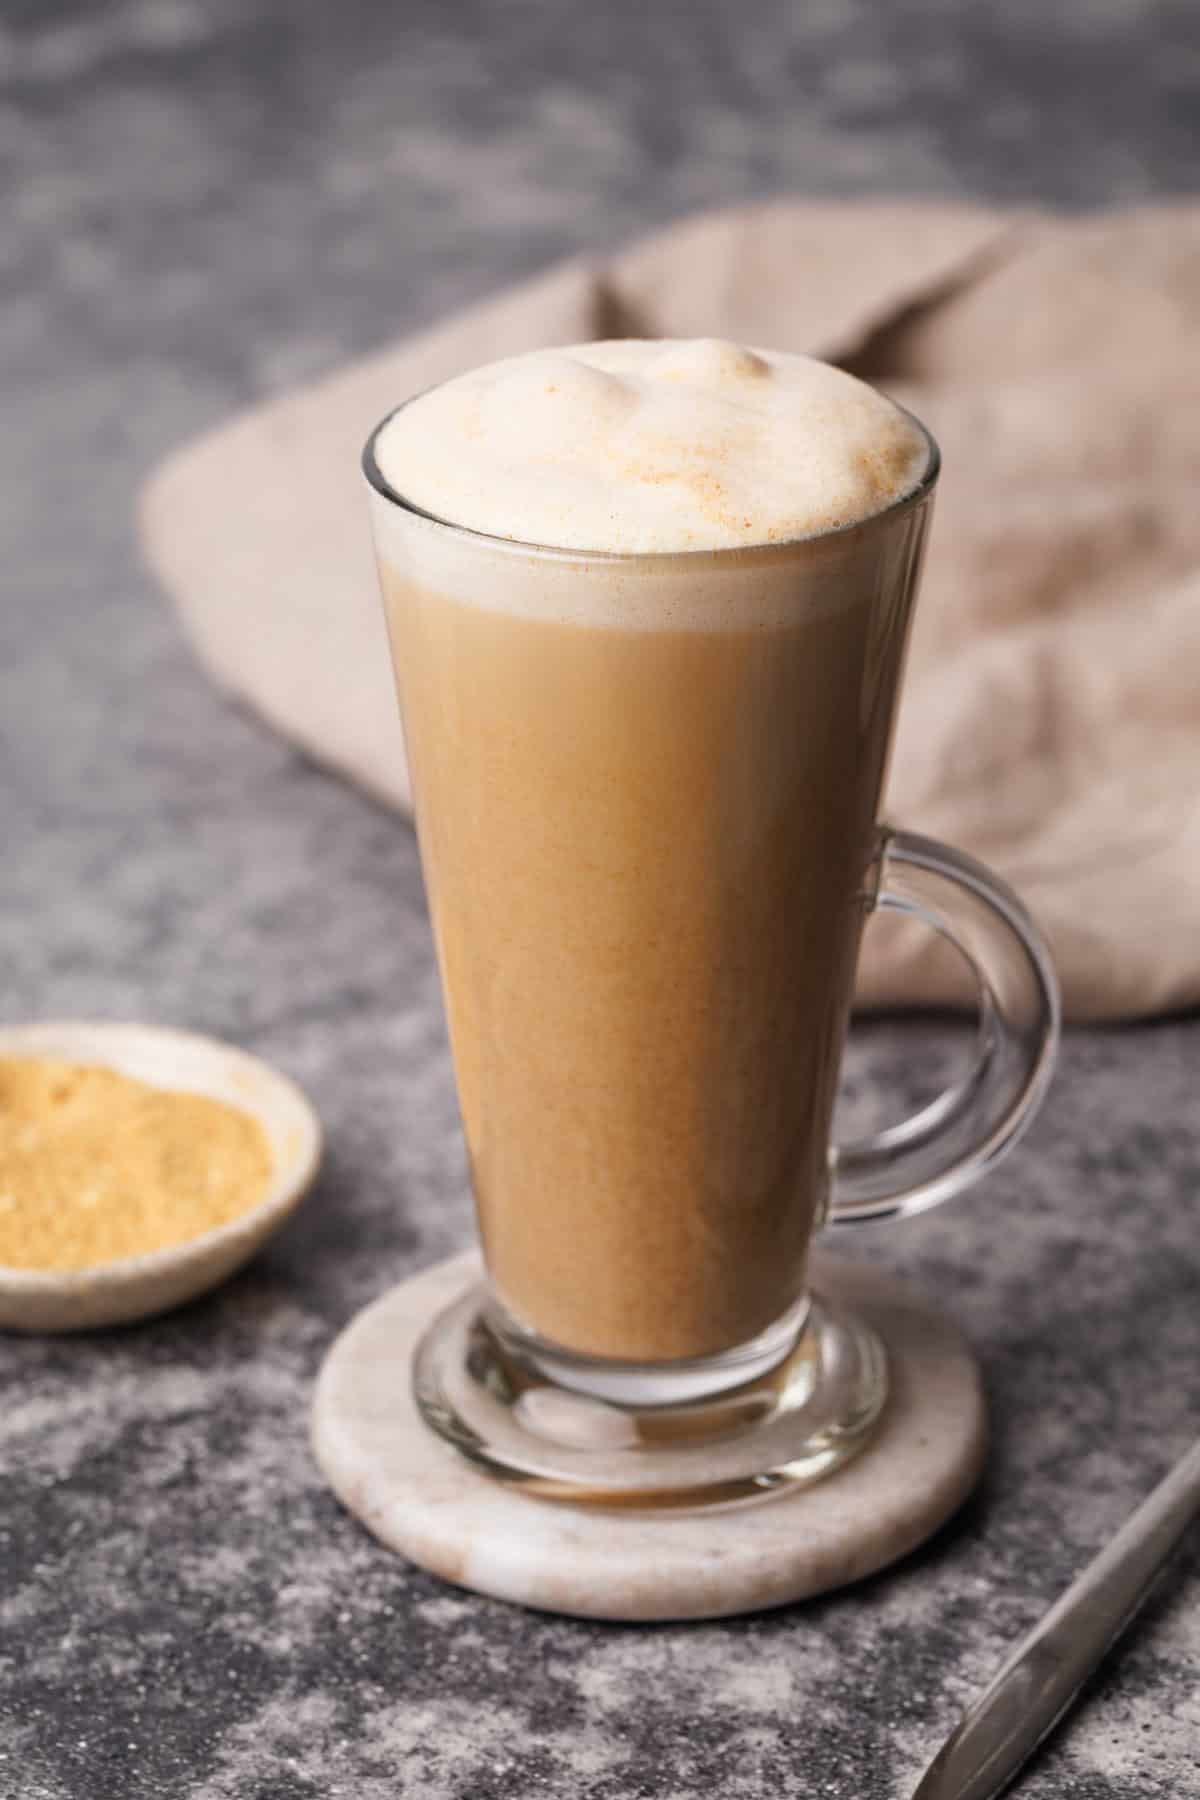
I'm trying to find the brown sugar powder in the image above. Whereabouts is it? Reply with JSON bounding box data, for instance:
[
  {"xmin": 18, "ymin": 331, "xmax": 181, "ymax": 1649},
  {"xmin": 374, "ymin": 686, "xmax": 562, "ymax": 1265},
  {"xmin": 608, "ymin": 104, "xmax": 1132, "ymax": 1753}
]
[{"xmin": 0, "ymin": 1057, "xmax": 273, "ymax": 1271}]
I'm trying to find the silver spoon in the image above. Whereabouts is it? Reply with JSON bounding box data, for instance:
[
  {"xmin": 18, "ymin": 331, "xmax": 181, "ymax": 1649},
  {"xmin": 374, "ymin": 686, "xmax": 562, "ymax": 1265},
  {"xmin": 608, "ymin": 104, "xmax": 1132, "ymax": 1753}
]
[{"xmin": 913, "ymin": 1435, "xmax": 1200, "ymax": 1800}]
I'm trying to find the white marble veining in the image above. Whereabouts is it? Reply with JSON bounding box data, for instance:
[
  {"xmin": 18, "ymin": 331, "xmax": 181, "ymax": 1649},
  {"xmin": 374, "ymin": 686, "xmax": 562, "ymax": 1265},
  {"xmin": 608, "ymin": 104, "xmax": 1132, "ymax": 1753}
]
[{"xmin": 313, "ymin": 1250, "xmax": 986, "ymax": 1621}]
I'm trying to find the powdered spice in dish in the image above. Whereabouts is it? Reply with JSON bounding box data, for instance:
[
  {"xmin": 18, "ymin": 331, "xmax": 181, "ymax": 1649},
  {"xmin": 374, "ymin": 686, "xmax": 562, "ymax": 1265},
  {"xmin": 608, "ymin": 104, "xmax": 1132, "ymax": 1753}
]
[{"xmin": 0, "ymin": 1057, "xmax": 273, "ymax": 1271}]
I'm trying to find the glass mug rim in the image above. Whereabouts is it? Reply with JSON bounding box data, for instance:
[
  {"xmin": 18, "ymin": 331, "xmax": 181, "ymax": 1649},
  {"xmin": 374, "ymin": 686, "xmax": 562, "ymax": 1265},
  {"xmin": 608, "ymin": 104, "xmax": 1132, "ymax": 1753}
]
[{"xmin": 361, "ymin": 390, "xmax": 942, "ymax": 566}]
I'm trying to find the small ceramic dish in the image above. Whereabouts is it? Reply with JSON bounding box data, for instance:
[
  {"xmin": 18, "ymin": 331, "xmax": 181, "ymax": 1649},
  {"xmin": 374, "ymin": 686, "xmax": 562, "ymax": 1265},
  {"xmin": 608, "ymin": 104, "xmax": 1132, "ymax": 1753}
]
[{"xmin": 0, "ymin": 1020, "xmax": 321, "ymax": 1333}]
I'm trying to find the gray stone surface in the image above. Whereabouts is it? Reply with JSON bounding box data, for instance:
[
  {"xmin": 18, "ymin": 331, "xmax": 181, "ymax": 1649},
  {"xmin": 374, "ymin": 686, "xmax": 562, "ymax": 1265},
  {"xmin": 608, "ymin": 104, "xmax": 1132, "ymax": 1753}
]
[{"xmin": 2, "ymin": 2, "xmax": 1198, "ymax": 1796}]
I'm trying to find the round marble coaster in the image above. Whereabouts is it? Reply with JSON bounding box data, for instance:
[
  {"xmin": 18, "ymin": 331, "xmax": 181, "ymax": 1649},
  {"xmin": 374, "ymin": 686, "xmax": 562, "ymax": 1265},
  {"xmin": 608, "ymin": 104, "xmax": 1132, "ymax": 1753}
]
[{"xmin": 312, "ymin": 1250, "xmax": 985, "ymax": 1622}]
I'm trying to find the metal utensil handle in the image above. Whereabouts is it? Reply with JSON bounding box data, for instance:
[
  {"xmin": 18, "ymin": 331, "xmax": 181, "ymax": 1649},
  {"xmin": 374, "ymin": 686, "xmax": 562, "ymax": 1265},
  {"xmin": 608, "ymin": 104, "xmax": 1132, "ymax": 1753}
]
[{"xmin": 914, "ymin": 1436, "xmax": 1200, "ymax": 1800}]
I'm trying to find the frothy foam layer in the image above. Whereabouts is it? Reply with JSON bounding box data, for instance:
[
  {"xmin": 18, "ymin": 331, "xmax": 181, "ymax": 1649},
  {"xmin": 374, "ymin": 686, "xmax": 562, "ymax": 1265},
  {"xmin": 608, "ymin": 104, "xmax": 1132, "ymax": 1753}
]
[{"xmin": 373, "ymin": 338, "xmax": 929, "ymax": 554}]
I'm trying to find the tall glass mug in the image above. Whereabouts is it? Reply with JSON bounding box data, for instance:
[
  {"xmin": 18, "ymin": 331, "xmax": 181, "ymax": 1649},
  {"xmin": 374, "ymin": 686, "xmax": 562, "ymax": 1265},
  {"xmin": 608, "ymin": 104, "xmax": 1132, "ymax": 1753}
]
[{"xmin": 364, "ymin": 402, "xmax": 1058, "ymax": 1505}]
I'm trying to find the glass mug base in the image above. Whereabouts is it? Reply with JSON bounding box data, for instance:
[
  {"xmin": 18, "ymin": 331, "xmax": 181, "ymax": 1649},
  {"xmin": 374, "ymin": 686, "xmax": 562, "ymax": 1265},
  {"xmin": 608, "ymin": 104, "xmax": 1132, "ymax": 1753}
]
[{"xmin": 412, "ymin": 1282, "xmax": 889, "ymax": 1509}]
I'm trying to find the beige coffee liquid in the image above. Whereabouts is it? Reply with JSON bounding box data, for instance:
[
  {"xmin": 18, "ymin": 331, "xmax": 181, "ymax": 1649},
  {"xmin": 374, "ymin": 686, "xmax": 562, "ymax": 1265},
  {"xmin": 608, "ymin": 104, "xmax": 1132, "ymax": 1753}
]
[{"xmin": 372, "ymin": 341, "xmax": 930, "ymax": 1360}]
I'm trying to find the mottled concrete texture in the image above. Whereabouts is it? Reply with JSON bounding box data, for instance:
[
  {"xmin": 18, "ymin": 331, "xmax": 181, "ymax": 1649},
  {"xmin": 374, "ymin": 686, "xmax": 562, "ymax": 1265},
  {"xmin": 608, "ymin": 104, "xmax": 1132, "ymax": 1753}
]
[{"xmin": 2, "ymin": 2, "xmax": 1198, "ymax": 1796}]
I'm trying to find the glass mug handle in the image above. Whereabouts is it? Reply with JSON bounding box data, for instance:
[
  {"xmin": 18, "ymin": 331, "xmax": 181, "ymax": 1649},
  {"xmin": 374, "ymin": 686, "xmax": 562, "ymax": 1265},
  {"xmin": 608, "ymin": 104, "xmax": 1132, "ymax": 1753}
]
[{"xmin": 829, "ymin": 829, "xmax": 1060, "ymax": 1224}]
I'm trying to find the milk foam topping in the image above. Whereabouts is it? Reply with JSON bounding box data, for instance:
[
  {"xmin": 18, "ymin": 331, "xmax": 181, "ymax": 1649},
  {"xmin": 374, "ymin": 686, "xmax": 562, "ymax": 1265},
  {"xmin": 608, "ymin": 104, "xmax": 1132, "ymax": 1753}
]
[{"xmin": 373, "ymin": 338, "xmax": 929, "ymax": 555}]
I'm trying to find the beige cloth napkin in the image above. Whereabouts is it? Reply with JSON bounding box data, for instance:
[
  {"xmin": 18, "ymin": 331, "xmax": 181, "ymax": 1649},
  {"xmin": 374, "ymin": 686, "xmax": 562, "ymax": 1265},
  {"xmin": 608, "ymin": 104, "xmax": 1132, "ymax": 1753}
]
[{"xmin": 140, "ymin": 201, "xmax": 1200, "ymax": 1021}]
